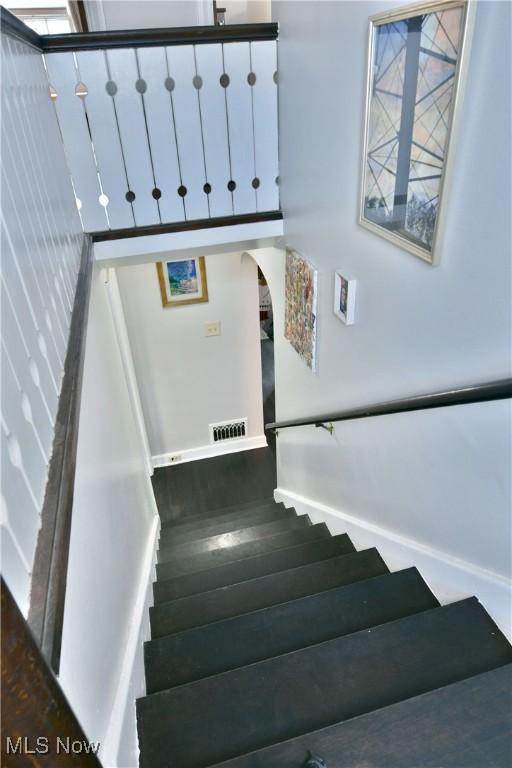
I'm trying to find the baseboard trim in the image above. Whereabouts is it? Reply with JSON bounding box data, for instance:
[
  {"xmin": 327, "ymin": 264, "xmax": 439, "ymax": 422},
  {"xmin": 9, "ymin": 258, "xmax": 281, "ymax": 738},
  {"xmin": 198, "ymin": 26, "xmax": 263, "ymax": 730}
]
[
  {"xmin": 99, "ymin": 512, "xmax": 160, "ymax": 767},
  {"xmin": 152, "ymin": 435, "xmax": 268, "ymax": 468},
  {"xmin": 275, "ymin": 487, "xmax": 512, "ymax": 640}
]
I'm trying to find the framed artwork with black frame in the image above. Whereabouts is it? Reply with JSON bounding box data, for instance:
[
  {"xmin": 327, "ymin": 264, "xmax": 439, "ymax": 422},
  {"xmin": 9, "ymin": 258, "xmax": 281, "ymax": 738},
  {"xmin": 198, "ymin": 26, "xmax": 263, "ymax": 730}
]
[{"xmin": 359, "ymin": 0, "xmax": 475, "ymax": 264}]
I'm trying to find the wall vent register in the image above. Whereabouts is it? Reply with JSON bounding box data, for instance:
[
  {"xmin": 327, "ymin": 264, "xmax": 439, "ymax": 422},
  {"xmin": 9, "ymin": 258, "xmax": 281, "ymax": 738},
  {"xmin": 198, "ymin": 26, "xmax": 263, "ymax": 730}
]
[{"xmin": 209, "ymin": 418, "xmax": 248, "ymax": 443}]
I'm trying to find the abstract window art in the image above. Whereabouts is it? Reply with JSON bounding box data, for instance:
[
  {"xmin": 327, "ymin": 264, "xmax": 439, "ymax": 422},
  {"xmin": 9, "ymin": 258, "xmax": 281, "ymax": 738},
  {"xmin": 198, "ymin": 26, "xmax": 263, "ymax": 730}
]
[{"xmin": 360, "ymin": 1, "xmax": 472, "ymax": 263}]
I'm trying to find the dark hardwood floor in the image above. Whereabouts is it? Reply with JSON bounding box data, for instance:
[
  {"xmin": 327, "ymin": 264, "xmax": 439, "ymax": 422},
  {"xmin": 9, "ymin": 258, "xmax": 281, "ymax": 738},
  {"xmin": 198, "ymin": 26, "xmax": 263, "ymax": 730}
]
[
  {"xmin": 152, "ymin": 337, "xmax": 276, "ymax": 525},
  {"xmin": 152, "ymin": 446, "xmax": 277, "ymax": 525}
]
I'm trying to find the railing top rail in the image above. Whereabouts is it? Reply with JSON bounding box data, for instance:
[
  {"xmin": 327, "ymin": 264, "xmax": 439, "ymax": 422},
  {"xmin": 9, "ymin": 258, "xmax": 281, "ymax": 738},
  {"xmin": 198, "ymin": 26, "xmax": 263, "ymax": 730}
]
[
  {"xmin": 1, "ymin": 5, "xmax": 43, "ymax": 50},
  {"xmin": 28, "ymin": 236, "xmax": 93, "ymax": 674},
  {"xmin": 266, "ymin": 378, "xmax": 512, "ymax": 433},
  {"xmin": 1, "ymin": 8, "xmax": 278, "ymax": 53},
  {"xmin": 41, "ymin": 22, "xmax": 278, "ymax": 52},
  {"xmin": 91, "ymin": 211, "xmax": 283, "ymax": 242}
]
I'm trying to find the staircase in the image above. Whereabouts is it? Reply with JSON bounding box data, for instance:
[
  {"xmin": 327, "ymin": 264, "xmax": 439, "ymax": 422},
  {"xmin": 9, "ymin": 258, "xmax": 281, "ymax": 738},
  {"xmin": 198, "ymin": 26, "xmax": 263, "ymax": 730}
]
[{"xmin": 137, "ymin": 498, "xmax": 512, "ymax": 767}]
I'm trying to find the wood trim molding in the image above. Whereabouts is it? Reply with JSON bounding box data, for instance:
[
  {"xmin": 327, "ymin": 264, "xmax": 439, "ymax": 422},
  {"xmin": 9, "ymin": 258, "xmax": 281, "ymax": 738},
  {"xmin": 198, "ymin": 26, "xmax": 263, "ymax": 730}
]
[
  {"xmin": 99, "ymin": 516, "xmax": 159, "ymax": 765},
  {"xmin": 28, "ymin": 235, "xmax": 94, "ymax": 674},
  {"xmin": 2, "ymin": 578, "xmax": 103, "ymax": 766},
  {"xmin": 152, "ymin": 435, "xmax": 268, "ymax": 468},
  {"xmin": 40, "ymin": 22, "xmax": 278, "ymax": 52},
  {"xmin": 92, "ymin": 210, "xmax": 283, "ymax": 243},
  {"xmin": 274, "ymin": 487, "xmax": 512, "ymax": 640},
  {"xmin": 68, "ymin": 0, "xmax": 89, "ymax": 33}
]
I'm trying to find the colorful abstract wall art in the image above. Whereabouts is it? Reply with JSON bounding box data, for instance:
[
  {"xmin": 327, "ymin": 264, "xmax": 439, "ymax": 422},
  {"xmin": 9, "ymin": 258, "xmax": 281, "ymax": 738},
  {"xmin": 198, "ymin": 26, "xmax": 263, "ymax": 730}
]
[{"xmin": 284, "ymin": 249, "xmax": 318, "ymax": 372}]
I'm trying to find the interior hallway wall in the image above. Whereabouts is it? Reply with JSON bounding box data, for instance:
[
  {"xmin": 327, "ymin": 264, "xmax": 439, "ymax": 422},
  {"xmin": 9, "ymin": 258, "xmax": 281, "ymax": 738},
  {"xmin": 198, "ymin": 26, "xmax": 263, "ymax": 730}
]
[
  {"xmin": 223, "ymin": 1, "xmax": 271, "ymax": 23},
  {"xmin": 116, "ymin": 252, "xmax": 265, "ymax": 464},
  {"xmin": 59, "ymin": 266, "xmax": 159, "ymax": 767},
  {"xmin": 85, "ymin": 0, "xmax": 213, "ymax": 30},
  {"xmin": 85, "ymin": 0, "xmax": 271, "ymax": 30},
  {"xmin": 257, "ymin": 0, "xmax": 512, "ymax": 634}
]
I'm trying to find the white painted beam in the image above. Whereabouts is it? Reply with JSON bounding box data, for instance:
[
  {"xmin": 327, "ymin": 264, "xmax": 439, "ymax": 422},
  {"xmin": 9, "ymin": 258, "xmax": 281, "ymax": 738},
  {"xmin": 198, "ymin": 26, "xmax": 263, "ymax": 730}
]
[{"xmin": 93, "ymin": 218, "xmax": 284, "ymax": 266}]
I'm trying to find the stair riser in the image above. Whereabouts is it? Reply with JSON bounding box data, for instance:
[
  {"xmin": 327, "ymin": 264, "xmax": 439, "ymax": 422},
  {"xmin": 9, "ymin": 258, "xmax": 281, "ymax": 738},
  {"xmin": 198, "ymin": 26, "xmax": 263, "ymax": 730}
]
[
  {"xmin": 137, "ymin": 600, "xmax": 512, "ymax": 768},
  {"xmin": 153, "ymin": 533, "xmax": 355, "ymax": 603},
  {"xmin": 145, "ymin": 568, "xmax": 438, "ymax": 692},
  {"xmin": 150, "ymin": 548, "xmax": 388, "ymax": 638},
  {"xmin": 155, "ymin": 524, "xmax": 332, "ymax": 580}
]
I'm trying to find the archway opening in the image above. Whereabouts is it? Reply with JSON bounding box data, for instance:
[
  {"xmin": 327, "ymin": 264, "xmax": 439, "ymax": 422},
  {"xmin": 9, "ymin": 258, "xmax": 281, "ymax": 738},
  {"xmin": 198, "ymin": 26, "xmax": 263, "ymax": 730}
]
[{"xmin": 258, "ymin": 265, "xmax": 276, "ymax": 453}]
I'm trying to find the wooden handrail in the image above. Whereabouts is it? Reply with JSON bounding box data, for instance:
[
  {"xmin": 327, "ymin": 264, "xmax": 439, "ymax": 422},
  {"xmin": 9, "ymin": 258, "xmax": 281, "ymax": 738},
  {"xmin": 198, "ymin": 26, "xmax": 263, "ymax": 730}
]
[
  {"xmin": 0, "ymin": 5, "xmax": 43, "ymax": 50},
  {"xmin": 266, "ymin": 378, "xmax": 512, "ymax": 433},
  {"xmin": 92, "ymin": 210, "xmax": 283, "ymax": 242},
  {"xmin": 2, "ymin": 578, "xmax": 103, "ymax": 766},
  {"xmin": 41, "ymin": 22, "xmax": 278, "ymax": 52},
  {"xmin": 28, "ymin": 236, "xmax": 94, "ymax": 674},
  {"xmin": 1, "ymin": 6, "xmax": 278, "ymax": 52}
]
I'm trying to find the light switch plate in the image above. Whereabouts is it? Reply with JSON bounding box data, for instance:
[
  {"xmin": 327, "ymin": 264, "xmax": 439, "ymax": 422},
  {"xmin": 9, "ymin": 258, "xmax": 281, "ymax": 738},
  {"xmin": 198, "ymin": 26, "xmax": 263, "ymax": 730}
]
[{"xmin": 204, "ymin": 321, "xmax": 221, "ymax": 337}]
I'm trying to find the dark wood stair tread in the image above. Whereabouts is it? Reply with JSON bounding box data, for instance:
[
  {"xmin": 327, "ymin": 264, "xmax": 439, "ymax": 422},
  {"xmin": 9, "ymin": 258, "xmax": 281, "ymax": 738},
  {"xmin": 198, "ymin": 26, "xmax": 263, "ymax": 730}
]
[
  {"xmin": 157, "ymin": 515, "xmax": 311, "ymax": 562},
  {"xmin": 159, "ymin": 504, "xmax": 292, "ymax": 546},
  {"xmin": 145, "ymin": 567, "xmax": 438, "ymax": 692},
  {"xmin": 160, "ymin": 497, "xmax": 277, "ymax": 530},
  {"xmin": 137, "ymin": 598, "xmax": 512, "ymax": 768},
  {"xmin": 211, "ymin": 664, "xmax": 512, "ymax": 768},
  {"xmin": 153, "ymin": 533, "xmax": 355, "ymax": 603},
  {"xmin": 155, "ymin": 523, "xmax": 332, "ymax": 580},
  {"xmin": 149, "ymin": 548, "xmax": 388, "ymax": 638}
]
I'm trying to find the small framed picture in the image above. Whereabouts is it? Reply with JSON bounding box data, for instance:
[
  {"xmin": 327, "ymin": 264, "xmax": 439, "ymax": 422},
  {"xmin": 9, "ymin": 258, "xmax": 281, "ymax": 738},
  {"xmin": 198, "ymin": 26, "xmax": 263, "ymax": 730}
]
[
  {"xmin": 334, "ymin": 272, "xmax": 356, "ymax": 325},
  {"xmin": 156, "ymin": 256, "xmax": 208, "ymax": 308}
]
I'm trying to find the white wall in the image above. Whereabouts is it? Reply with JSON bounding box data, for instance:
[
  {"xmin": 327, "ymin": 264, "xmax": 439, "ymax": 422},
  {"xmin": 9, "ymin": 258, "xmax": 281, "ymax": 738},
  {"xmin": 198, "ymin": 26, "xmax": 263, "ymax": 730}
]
[
  {"xmin": 261, "ymin": 0, "xmax": 512, "ymax": 633},
  {"xmin": 223, "ymin": 1, "xmax": 270, "ymax": 24},
  {"xmin": 85, "ymin": 0, "xmax": 213, "ymax": 30},
  {"xmin": 116, "ymin": 252, "xmax": 265, "ymax": 464},
  {"xmin": 59, "ymin": 266, "xmax": 159, "ymax": 767},
  {"xmin": 84, "ymin": 0, "xmax": 270, "ymax": 30},
  {"xmin": 1, "ymin": 34, "xmax": 83, "ymax": 615}
]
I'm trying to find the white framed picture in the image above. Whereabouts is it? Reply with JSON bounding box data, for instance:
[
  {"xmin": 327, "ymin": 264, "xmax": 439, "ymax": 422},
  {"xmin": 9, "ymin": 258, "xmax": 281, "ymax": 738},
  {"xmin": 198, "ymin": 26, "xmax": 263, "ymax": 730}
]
[
  {"xmin": 359, "ymin": 0, "xmax": 474, "ymax": 264},
  {"xmin": 334, "ymin": 272, "xmax": 356, "ymax": 326}
]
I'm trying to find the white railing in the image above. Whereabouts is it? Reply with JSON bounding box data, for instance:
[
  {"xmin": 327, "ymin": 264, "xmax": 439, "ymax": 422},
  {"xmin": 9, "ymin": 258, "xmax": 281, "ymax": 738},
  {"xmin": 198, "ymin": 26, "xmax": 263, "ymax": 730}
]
[
  {"xmin": 1, "ymin": 29, "xmax": 83, "ymax": 617},
  {"xmin": 44, "ymin": 39, "xmax": 279, "ymax": 232}
]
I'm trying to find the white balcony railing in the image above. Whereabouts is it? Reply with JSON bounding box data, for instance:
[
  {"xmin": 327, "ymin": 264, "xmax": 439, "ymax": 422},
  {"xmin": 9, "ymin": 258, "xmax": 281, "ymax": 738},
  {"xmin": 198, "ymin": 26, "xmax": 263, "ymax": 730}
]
[{"xmin": 44, "ymin": 33, "xmax": 279, "ymax": 233}]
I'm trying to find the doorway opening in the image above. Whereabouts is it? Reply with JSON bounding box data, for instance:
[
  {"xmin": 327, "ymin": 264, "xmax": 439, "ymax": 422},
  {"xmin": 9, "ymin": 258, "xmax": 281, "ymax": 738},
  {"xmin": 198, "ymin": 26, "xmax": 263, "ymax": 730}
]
[{"xmin": 258, "ymin": 266, "xmax": 276, "ymax": 451}]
